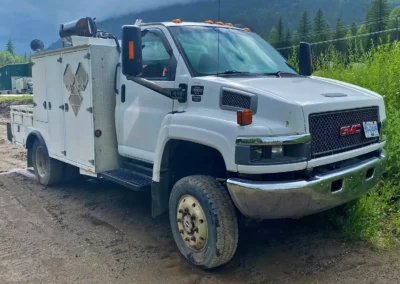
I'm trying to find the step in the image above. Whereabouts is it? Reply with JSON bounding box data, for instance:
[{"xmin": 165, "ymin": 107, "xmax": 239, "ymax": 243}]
[
  {"xmin": 100, "ymin": 168, "xmax": 152, "ymax": 191},
  {"xmin": 122, "ymin": 160, "xmax": 153, "ymax": 176}
]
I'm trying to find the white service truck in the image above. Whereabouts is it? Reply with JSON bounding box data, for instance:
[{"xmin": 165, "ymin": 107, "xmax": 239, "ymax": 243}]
[
  {"xmin": 13, "ymin": 77, "xmax": 33, "ymax": 94},
  {"xmin": 7, "ymin": 17, "xmax": 388, "ymax": 269}
]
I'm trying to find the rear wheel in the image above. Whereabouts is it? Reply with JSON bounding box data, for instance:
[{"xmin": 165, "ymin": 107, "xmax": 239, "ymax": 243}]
[
  {"xmin": 32, "ymin": 139, "xmax": 64, "ymax": 186},
  {"xmin": 169, "ymin": 175, "xmax": 239, "ymax": 269}
]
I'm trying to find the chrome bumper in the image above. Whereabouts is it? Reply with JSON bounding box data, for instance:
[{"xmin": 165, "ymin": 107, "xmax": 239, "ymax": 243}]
[{"xmin": 227, "ymin": 150, "xmax": 388, "ymax": 219}]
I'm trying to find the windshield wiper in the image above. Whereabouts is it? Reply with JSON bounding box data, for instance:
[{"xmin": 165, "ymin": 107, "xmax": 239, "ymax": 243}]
[{"xmin": 218, "ymin": 70, "xmax": 251, "ymax": 75}]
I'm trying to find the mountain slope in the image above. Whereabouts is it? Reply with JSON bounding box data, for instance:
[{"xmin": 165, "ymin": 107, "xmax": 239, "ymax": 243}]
[{"xmin": 48, "ymin": 0, "xmax": 396, "ymax": 50}]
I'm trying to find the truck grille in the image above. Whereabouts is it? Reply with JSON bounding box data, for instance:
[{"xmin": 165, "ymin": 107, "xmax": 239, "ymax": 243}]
[{"xmin": 309, "ymin": 107, "xmax": 380, "ymax": 158}]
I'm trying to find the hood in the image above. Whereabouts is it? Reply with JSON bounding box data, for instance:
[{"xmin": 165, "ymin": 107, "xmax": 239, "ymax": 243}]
[{"xmin": 224, "ymin": 76, "xmax": 381, "ymax": 106}]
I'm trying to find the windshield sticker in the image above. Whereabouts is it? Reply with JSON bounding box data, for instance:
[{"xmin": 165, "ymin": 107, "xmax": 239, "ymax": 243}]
[{"xmin": 191, "ymin": 86, "xmax": 204, "ymax": 95}]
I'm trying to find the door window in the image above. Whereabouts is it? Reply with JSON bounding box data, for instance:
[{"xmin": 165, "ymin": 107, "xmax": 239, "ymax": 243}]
[{"xmin": 141, "ymin": 32, "xmax": 172, "ymax": 80}]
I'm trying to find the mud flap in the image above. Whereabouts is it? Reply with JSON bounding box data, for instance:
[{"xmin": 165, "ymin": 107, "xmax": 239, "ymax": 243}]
[{"xmin": 6, "ymin": 122, "xmax": 12, "ymax": 142}]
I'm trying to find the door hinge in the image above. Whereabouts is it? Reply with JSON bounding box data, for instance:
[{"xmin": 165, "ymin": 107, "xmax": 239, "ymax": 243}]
[
  {"xmin": 86, "ymin": 107, "xmax": 93, "ymax": 113},
  {"xmin": 32, "ymin": 101, "xmax": 37, "ymax": 107},
  {"xmin": 57, "ymin": 57, "xmax": 62, "ymax": 63},
  {"xmin": 88, "ymin": 159, "xmax": 95, "ymax": 165},
  {"xmin": 61, "ymin": 151, "xmax": 66, "ymax": 156},
  {"xmin": 84, "ymin": 53, "xmax": 90, "ymax": 59}
]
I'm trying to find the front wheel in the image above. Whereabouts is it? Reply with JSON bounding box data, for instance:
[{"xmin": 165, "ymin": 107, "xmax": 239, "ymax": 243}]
[
  {"xmin": 169, "ymin": 175, "xmax": 239, "ymax": 269},
  {"xmin": 32, "ymin": 139, "xmax": 64, "ymax": 186}
]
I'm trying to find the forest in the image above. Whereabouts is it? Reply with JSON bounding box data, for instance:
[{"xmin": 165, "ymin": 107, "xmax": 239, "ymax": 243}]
[{"xmin": 0, "ymin": 40, "xmax": 29, "ymax": 67}]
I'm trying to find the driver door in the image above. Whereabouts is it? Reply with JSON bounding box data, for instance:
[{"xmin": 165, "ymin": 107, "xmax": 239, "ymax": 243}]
[{"xmin": 117, "ymin": 29, "xmax": 176, "ymax": 163}]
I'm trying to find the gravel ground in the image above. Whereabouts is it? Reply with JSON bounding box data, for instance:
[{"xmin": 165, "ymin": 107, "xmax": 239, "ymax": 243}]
[{"xmin": 1, "ymin": 123, "xmax": 400, "ymax": 283}]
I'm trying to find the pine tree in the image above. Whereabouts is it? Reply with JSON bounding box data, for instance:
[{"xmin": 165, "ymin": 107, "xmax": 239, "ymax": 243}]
[
  {"xmin": 366, "ymin": 0, "xmax": 390, "ymax": 33},
  {"xmin": 298, "ymin": 11, "xmax": 312, "ymax": 42},
  {"xmin": 334, "ymin": 18, "xmax": 348, "ymax": 52},
  {"xmin": 268, "ymin": 26, "xmax": 279, "ymax": 47},
  {"xmin": 292, "ymin": 30, "xmax": 300, "ymax": 46},
  {"xmin": 313, "ymin": 9, "xmax": 330, "ymax": 42},
  {"xmin": 6, "ymin": 39, "xmax": 14, "ymax": 56},
  {"xmin": 285, "ymin": 29, "xmax": 292, "ymax": 47},
  {"xmin": 277, "ymin": 16, "xmax": 285, "ymax": 47},
  {"xmin": 350, "ymin": 22, "xmax": 358, "ymax": 36}
]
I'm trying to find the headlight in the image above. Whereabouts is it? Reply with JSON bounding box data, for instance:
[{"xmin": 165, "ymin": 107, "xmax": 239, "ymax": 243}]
[
  {"xmin": 380, "ymin": 119, "xmax": 387, "ymax": 142},
  {"xmin": 236, "ymin": 135, "xmax": 311, "ymax": 165}
]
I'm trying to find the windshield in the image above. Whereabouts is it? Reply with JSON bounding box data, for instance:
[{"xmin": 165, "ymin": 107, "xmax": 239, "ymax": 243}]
[{"xmin": 169, "ymin": 26, "xmax": 297, "ymax": 76}]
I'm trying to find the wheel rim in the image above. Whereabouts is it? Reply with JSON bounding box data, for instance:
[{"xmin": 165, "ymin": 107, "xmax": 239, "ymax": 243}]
[
  {"xmin": 177, "ymin": 195, "xmax": 208, "ymax": 252},
  {"xmin": 35, "ymin": 146, "xmax": 47, "ymax": 178}
]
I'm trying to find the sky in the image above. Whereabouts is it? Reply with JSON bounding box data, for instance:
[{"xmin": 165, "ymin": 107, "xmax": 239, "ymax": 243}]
[{"xmin": 0, "ymin": 0, "xmax": 198, "ymax": 54}]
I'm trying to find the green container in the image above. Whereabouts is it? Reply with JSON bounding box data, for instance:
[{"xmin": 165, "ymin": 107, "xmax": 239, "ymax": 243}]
[{"xmin": 0, "ymin": 63, "xmax": 32, "ymax": 91}]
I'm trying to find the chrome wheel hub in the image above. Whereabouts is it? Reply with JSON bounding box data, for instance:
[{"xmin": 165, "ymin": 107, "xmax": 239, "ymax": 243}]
[{"xmin": 177, "ymin": 195, "xmax": 208, "ymax": 252}]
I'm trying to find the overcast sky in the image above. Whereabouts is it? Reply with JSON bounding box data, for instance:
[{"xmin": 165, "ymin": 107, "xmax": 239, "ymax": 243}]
[{"xmin": 1, "ymin": 0, "xmax": 197, "ymax": 54}]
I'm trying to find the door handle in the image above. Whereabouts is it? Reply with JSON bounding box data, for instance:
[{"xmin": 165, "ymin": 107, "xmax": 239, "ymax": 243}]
[
  {"xmin": 121, "ymin": 84, "xmax": 126, "ymax": 103},
  {"xmin": 48, "ymin": 102, "xmax": 52, "ymax": 110},
  {"xmin": 43, "ymin": 101, "xmax": 47, "ymax": 109},
  {"xmin": 64, "ymin": 103, "xmax": 69, "ymax": 112},
  {"xmin": 59, "ymin": 104, "xmax": 65, "ymax": 110}
]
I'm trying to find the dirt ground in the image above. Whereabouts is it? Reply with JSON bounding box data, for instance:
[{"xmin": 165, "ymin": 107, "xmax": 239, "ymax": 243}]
[{"xmin": 1, "ymin": 125, "xmax": 400, "ymax": 284}]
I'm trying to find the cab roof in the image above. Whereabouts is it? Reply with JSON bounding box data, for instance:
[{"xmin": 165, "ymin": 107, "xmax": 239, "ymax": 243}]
[{"xmin": 140, "ymin": 21, "xmax": 246, "ymax": 31}]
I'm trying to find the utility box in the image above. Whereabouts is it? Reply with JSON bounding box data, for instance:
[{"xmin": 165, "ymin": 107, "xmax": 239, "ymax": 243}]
[
  {"xmin": 0, "ymin": 63, "xmax": 32, "ymax": 92},
  {"xmin": 30, "ymin": 39, "xmax": 120, "ymax": 173}
]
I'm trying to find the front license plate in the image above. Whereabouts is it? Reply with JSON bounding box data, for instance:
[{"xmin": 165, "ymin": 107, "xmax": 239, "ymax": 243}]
[{"xmin": 363, "ymin": 121, "xmax": 379, "ymax": 138}]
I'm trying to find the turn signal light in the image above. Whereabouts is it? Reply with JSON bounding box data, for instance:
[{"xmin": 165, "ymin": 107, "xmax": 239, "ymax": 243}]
[
  {"xmin": 172, "ymin": 19, "xmax": 182, "ymax": 23},
  {"xmin": 237, "ymin": 110, "xmax": 253, "ymax": 126},
  {"xmin": 205, "ymin": 20, "xmax": 214, "ymax": 24},
  {"xmin": 216, "ymin": 21, "xmax": 224, "ymax": 25},
  {"xmin": 243, "ymin": 27, "xmax": 251, "ymax": 32},
  {"xmin": 225, "ymin": 23, "xmax": 233, "ymax": 26}
]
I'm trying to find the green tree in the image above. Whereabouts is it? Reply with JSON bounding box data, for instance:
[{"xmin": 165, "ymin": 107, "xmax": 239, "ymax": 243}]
[
  {"xmin": 350, "ymin": 22, "xmax": 358, "ymax": 36},
  {"xmin": 366, "ymin": 0, "xmax": 390, "ymax": 43},
  {"xmin": 334, "ymin": 18, "xmax": 348, "ymax": 53},
  {"xmin": 298, "ymin": 11, "xmax": 313, "ymax": 41},
  {"xmin": 285, "ymin": 29, "xmax": 292, "ymax": 47},
  {"xmin": 292, "ymin": 30, "xmax": 300, "ymax": 46},
  {"xmin": 388, "ymin": 6, "xmax": 400, "ymax": 41},
  {"xmin": 6, "ymin": 39, "xmax": 14, "ymax": 56},
  {"xmin": 357, "ymin": 25, "xmax": 369, "ymax": 50},
  {"xmin": 268, "ymin": 26, "xmax": 279, "ymax": 47},
  {"xmin": 276, "ymin": 16, "xmax": 285, "ymax": 47},
  {"xmin": 313, "ymin": 8, "xmax": 330, "ymax": 42}
]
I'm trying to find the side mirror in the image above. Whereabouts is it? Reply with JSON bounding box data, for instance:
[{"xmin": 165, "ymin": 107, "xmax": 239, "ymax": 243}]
[
  {"xmin": 299, "ymin": 42, "xmax": 313, "ymax": 76},
  {"xmin": 122, "ymin": 25, "xmax": 143, "ymax": 77}
]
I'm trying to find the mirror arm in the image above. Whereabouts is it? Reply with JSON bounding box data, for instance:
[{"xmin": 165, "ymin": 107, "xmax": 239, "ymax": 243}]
[{"xmin": 127, "ymin": 76, "xmax": 186, "ymax": 101}]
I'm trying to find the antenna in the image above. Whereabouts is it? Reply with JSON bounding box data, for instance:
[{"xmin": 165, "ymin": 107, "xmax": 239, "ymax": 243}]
[{"xmin": 217, "ymin": 0, "xmax": 221, "ymax": 77}]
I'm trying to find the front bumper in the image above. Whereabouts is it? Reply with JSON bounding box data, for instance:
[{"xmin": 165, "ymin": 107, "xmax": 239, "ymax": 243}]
[{"xmin": 227, "ymin": 149, "xmax": 387, "ymax": 219}]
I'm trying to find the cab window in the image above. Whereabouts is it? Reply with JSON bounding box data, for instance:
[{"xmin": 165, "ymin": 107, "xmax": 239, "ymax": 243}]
[{"xmin": 141, "ymin": 31, "xmax": 172, "ymax": 80}]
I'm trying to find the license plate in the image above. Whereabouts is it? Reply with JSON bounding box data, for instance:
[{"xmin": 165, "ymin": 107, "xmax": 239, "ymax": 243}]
[{"xmin": 363, "ymin": 121, "xmax": 379, "ymax": 138}]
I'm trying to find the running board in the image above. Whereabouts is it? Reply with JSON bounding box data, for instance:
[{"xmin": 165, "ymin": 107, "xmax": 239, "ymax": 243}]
[{"xmin": 100, "ymin": 168, "xmax": 152, "ymax": 191}]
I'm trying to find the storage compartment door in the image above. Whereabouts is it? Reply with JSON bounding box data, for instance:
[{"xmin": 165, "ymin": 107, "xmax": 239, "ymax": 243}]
[
  {"xmin": 62, "ymin": 50, "xmax": 94, "ymax": 168},
  {"xmin": 46, "ymin": 54, "xmax": 65, "ymax": 158},
  {"xmin": 32, "ymin": 57, "xmax": 48, "ymax": 122}
]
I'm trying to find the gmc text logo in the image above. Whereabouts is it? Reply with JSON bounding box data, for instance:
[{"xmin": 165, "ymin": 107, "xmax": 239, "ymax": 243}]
[{"xmin": 340, "ymin": 124, "xmax": 361, "ymax": 137}]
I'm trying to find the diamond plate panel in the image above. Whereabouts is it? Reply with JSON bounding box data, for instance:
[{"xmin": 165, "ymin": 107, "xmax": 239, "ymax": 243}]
[
  {"xmin": 63, "ymin": 64, "xmax": 75, "ymax": 92},
  {"xmin": 75, "ymin": 63, "xmax": 89, "ymax": 91},
  {"xmin": 68, "ymin": 84, "xmax": 83, "ymax": 116}
]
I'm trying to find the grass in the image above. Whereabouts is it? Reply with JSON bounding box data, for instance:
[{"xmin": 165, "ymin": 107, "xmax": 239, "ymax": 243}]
[
  {"xmin": 0, "ymin": 95, "xmax": 33, "ymax": 103},
  {"xmin": 310, "ymin": 41, "xmax": 400, "ymax": 248}
]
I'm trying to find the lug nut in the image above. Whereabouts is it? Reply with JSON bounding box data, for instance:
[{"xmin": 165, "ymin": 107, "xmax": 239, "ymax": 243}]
[
  {"xmin": 185, "ymin": 237, "xmax": 190, "ymax": 242},
  {"xmin": 179, "ymin": 230, "xmax": 184, "ymax": 234},
  {"xmin": 178, "ymin": 209, "xmax": 183, "ymax": 213},
  {"xmin": 177, "ymin": 218, "xmax": 182, "ymax": 223},
  {"xmin": 191, "ymin": 215, "xmax": 196, "ymax": 220},
  {"xmin": 191, "ymin": 236, "xmax": 196, "ymax": 241}
]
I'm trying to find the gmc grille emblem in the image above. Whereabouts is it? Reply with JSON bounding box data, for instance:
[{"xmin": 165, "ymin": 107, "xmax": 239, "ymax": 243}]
[{"xmin": 340, "ymin": 124, "xmax": 361, "ymax": 136}]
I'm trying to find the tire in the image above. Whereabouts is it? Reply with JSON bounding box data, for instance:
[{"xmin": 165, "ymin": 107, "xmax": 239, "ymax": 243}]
[
  {"xmin": 169, "ymin": 175, "xmax": 239, "ymax": 269},
  {"xmin": 32, "ymin": 139, "xmax": 64, "ymax": 186}
]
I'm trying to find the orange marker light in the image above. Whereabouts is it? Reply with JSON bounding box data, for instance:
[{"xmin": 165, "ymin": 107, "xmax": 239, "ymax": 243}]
[
  {"xmin": 237, "ymin": 110, "xmax": 253, "ymax": 126},
  {"xmin": 216, "ymin": 21, "xmax": 224, "ymax": 25},
  {"xmin": 205, "ymin": 20, "xmax": 214, "ymax": 24},
  {"xmin": 94, "ymin": 129, "xmax": 102, "ymax": 137},
  {"xmin": 128, "ymin": 41, "xmax": 134, "ymax": 59},
  {"xmin": 243, "ymin": 27, "xmax": 251, "ymax": 32},
  {"xmin": 172, "ymin": 19, "xmax": 182, "ymax": 23},
  {"xmin": 225, "ymin": 23, "xmax": 233, "ymax": 26}
]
